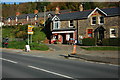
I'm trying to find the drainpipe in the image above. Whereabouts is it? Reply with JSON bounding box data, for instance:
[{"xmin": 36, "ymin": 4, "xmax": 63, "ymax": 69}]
[{"xmin": 76, "ymin": 19, "xmax": 79, "ymax": 44}]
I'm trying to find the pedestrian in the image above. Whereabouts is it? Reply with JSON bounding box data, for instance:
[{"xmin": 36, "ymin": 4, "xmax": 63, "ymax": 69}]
[
  {"xmin": 2, "ymin": 38, "xmax": 5, "ymax": 48},
  {"xmin": 4, "ymin": 36, "xmax": 9, "ymax": 48}
]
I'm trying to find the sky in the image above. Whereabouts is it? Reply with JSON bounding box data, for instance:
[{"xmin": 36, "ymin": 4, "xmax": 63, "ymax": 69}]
[{"xmin": 1, "ymin": 0, "xmax": 36, "ymax": 4}]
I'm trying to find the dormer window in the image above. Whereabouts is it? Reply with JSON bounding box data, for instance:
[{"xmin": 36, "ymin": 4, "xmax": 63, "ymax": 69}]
[
  {"xmin": 27, "ymin": 16, "xmax": 29, "ymax": 21},
  {"xmin": 8, "ymin": 18, "xmax": 11, "ymax": 22},
  {"xmin": 48, "ymin": 14, "xmax": 52, "ymax": 18},
  {"xmin": 16, "ymin": 17, "xmax": 18, "ymax": 22},
  {"xmin": 99, "ymin": 16, "xmax": 104, "ymax": 24},
  {"xmin": 69, "ymin": 20, "xmax": 74, "ymax": 27},
  {"xmin": 53, "ymin": 21, "xmax": 60, "ymax": 29},
  {"xmin": 91, "ymin": 17, "xmax": 96, "ymax": 25},
  {"xmin": 35, "ymin": 15, "xmax": 38, "ymax": 20}
]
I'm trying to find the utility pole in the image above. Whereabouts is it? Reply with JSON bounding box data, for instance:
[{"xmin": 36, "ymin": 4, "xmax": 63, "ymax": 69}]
[{"xmin": 44, "ymin": 6, "xmax": 46, "ymax": 27}]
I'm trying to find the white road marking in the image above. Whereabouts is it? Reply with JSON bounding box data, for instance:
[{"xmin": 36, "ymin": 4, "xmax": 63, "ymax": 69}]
[
  {"xmin": 0, "ymin": 58, "xmax": 18, "ymax": 64},
  {"xmin": 28, "ymin": 65, "xmax": 74, "ymax": 79},
  {"xmin": 20, "ymin": 54, "xmax": 44, "ymax": 58}
]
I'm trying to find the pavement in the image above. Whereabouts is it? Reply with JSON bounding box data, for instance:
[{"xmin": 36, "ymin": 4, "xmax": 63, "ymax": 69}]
[{"xmin": 1, "ymin": 44, "xmax": 119, "ymax": 65}]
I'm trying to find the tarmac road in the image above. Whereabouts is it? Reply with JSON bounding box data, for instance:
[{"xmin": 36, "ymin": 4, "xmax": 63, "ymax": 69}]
[{"xmin": 1, "ymin": 51, "xmax": 119, "ymax": 79}]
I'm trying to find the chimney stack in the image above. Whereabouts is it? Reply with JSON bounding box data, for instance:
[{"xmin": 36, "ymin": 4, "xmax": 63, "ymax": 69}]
[
  {"xmin": 55, "ymin": 6, "xmax": 60, "ymax": 14},
  {"xmin": 79, "ymin": 4, "xmax": 83, "ymax": 11},
  {"xmin": 16, "ymin": 12, "xmax": 20, "ymax": 16},
  {"xmin": 34, "ymin": 10, "xmax": 38, "ymax": 14}
]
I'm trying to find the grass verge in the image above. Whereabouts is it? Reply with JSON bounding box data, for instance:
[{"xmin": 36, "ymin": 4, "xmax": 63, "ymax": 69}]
[
  {"xmin": 3, "ymin": 41, "xmax": 49, "ymax": 51},
  {"xmin": 80, "ymin": 47, "xmax": 120, "ymax": 51}
]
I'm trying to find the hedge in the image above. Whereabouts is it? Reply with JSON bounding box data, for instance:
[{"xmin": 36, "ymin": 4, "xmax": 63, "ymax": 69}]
[
  {"xmin": 102, "ymin": 38, "xmax": 120, "ymax": 46},
  {"xmin": 82, "ymin": 38, "xmax": 96, "ymax": 46}
]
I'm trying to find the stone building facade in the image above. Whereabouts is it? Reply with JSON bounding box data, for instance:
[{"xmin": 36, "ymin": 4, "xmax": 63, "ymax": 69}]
[{"xmin": 49, "ymin": 7, "xmax": 120, "ymax": 44}]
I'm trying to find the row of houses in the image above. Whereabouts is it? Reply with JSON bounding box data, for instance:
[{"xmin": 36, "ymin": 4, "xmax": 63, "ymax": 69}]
[
  {"xmin": 47, "ymin": 5, "xmax": 120, "ymax": 44},
  {"xmin": 2, "ymin": 5, "xmax": 120, "ymax": 45},
  {"xmin": 3, "ymin": 7, "xmax": 71, "ymax": 26}
]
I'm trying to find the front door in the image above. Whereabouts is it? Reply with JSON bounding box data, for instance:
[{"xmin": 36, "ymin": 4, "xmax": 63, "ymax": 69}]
[{"xmin": 94, "ymin": 26, "xmax": 105, "ymax": 45}]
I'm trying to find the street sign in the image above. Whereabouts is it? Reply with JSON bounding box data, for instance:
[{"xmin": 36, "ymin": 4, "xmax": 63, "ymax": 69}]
[
  {"xmin": 28, "ymin": 25, "xmax": 34, "ymax": 34},
  {"xmin": 28, "ymin": 31, "xmax": 34, "ymax": 34}
]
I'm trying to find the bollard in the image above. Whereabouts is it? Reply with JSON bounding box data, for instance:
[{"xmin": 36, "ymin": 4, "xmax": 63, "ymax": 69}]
[{"xmin": 71, "ymin": 44, "xmax": 76, "ymax": 55}]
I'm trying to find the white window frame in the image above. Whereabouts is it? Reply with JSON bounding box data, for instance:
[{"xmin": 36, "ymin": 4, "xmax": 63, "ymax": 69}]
[
  {"xmin": 91, "ymin": 17, "xmax": 96, "ymax": 25},
  {"xmin": 53, "ymin": 21, "xmax": 60, "ymax": 29},
  {"xmin": 27, "ymin": 16, "xmax": 29, "ymax": 21},
  {"xmin": 98, "ymin": 16, "xmax": 104, "ymax": 25},
  {"xmin": 35, "ymin": 15, "xmax": 38, "ymax": 20},
  {"xmin": 110, "ymin": 28, "xmax": 117, "ymax": 38},
  {"xmin": 16, "ymin": 17, "xmax": 18, "ymax": 22},
  {"xmin": 69, "ymin": 20, "xmax": 74, "ymax": 27},
  {"xmin": 8, "ymin": 18, "xmax": 11, "ymax": 22}
]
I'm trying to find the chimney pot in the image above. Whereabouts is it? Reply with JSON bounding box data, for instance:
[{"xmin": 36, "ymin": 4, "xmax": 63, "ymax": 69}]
[
  {"xmin": 55, "ymin": 6, "xmax": 60, "ymax": 14},
  {"xmin": 34, "ymin": 10, "xmax": 38, "ymax": 14},
  {"xmin": 16, "ymin": 12, "xmax": 20, "ymax": 16},
  {"xmin": 79, "ymin": 4, "xmax": 83, "ymax": 11}
]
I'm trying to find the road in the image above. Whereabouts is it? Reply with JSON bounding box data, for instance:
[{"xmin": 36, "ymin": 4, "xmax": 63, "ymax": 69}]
[{"xmin": 1, "ymin": 51, "xmax": 119, "ymax": 80}]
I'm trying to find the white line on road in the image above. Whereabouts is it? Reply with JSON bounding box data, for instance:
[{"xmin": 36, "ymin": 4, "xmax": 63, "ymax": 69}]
[
  {"xmin": 0, "ymin": 58, "xmax": 18, "ymax": 64},
  {"xmin": 28, "ymin": 65, "xmax": 74, "ymax": 79}
]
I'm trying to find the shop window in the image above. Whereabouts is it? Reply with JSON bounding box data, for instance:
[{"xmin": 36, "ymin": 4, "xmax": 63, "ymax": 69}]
[
  {"xmin": 91, "ymin": 17, "xmax": 96, "ymax": 25},
  {"xmin": 88, "ymin": 29, "xmax": 93, "ymax": 38},
  {"xmin": 69, "ymin": 20, "xmax": 74, "ymax": 27},
  {"xmin": 110, "ymin": 28, "xmax": 117, "ymax": 38}
]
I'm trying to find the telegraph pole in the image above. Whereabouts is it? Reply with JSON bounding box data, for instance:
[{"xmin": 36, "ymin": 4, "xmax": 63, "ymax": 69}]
[{"xmin": 44, "ymin": 6, "xmax": 46, "ymax": 27}]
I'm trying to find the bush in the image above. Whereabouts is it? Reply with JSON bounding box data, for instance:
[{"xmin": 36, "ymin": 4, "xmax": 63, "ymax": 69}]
[
  {"xmin": 102, "ymin": 38, "xmax": 120, "ymax": 46},
  {"xmin": 82, "ymin": 38, "xmax": 96, "ymax": 46},
  {"xmin": 30, "ymin": 42, "xmax": 49, "ymax": 51}
]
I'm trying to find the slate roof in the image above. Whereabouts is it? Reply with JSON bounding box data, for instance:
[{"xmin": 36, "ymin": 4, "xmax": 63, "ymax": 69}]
[
  {"xmin": 102, "ymin": 7, "xmax": 120, "ymax": 16},
  {"xmin": 53, "ymin": 7, "xmax": 120, "ymax": 21},
  {"xmin": 5, "ymin": 9, "xmax": 71, "ymax": 20}
]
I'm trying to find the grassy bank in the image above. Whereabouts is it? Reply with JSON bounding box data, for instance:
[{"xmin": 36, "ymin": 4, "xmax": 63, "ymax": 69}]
[
  {"xmin": 80, "ymin": 47, "xmax": 120, "ymax": 51},
  {"xmin": 4, "ymin": 41, "xmax": 49, "ymax": 51}
]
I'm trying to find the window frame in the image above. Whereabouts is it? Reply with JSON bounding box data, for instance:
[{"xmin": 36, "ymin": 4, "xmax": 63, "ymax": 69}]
[
  {"xmin": 98, "ymin": 16, "xmax": 104, "ymax": 25},
  {"xmin": 35, "ymin": 15, "xmax": 38, "ymax": 20},
  {"xmin": 69, "ymin": 20, "xmax": 74, "ymax": 27},
  {"xmin": 53, "ymin": 20, "xmax": 60, "ymax": 29},
  {"xmin": 27, "ymin": 16, "xmax": 29, "ymax": 21},
  {"xmin": 91, "ymin": 17, "xmax": 96, "ymax": 25},
  {"xmin": 87, "ymin": 29, "xmax": 93, "ymax": 38},
  {"xmin": 110, "ymin": 28, "xmax": 117, "ymax": 38},
  {"xmin": 8, "ymin": 18, "xmax": 11, "ymax": 22}
]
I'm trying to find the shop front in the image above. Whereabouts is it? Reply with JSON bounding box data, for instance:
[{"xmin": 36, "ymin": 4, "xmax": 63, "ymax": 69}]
[{"xmin": 51, "ymin": 30, "xmax": 77, "ymax": 44}]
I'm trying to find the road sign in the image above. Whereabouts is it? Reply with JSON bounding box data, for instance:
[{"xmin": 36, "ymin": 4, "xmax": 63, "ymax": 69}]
[
  {"xmin": 28, "ymin": 31, "xmax": 34, "ymax": 34},
  {"xmin": 28, "ymin": 25, "xmax": 34, "ymax": 34}
]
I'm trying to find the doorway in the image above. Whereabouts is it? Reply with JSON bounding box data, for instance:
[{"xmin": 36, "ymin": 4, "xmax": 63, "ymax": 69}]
[{"xmin": 94, "ymin": 26, "xmax": 105, "ymax": 45}]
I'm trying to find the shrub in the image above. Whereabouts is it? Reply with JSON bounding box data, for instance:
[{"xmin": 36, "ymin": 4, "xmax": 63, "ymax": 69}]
[
  {"xmin": 82, "ymin": 38, "xmax": 96, "ymax": 46},
  {"xmin": 30, "ymin": 42, "xmax": 49, "ymax": 51},
  {"xmin": 102, "ymin": 38, "xmax": 120, "ymax": 46}
]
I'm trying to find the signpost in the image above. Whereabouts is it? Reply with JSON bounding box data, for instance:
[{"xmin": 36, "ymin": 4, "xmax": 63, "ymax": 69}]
[
  {"xmin": 27, "ymin": 25, "xmax": 34, "ymax": 44},
  {"xmin": 26, "ymin": 25, "xmax": 34, "ymax": 52}
]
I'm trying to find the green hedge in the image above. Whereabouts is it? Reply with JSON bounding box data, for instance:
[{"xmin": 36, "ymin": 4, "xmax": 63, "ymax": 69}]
[
  {"xmin": 5, "ymin": 41, "xmax": 49, "ymax": 51},
  {"xmin": 102, "ymin": 38, "xmax": 120, "ymax": 46},
  {"xmin": 82, "ymin": 38, "xmax": 96, "ymax": 46}
]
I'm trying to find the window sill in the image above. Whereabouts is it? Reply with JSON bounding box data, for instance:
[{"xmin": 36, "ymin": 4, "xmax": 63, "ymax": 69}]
[{"xmin": 91, "ymin": 24, "xmax": 96, "ymax": 26}]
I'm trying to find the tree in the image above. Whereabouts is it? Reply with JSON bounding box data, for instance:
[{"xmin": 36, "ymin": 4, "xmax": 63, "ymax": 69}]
[{"xmin": 32, "ymin": 27, "xmax": 46, "ymax": 43}]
